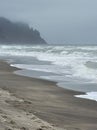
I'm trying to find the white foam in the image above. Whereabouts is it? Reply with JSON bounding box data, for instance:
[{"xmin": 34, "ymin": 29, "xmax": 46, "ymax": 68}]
[
  {"xmin": 1, "ymin": 45, "xmax": 97, "ymax": 83},
  {"xmin": 72, "ymin": 64, "xmax": 97, "ymax": 83},
  {"xmin": 75, "ymin": 92, "xmax": 97, "ymax": 101}
]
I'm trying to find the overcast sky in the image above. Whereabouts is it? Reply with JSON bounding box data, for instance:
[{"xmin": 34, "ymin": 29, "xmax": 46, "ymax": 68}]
[{"xmin": 0, "ymin": 0, "xmax": 97, "ymax": 44}]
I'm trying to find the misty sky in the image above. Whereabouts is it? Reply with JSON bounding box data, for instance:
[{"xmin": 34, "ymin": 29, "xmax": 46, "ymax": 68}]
[{"xmin": 0, "ymin": 0, "xmax": 97, "ymax": 44}]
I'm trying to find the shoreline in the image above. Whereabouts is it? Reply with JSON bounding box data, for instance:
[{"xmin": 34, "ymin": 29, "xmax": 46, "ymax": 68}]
[
  {"xmin": 11, "ymin": 63, "xmax": 97, "ymax": 102},
  {"xmin": 0, "ymin": 61, "xmax": 97, "ymax": 129}
]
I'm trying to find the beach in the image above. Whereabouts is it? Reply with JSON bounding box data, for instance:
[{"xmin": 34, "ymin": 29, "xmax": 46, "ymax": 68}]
[
  {"xmin": 0, "ymin": 61, "xmax": 97, "ymax": 130},
  {"xmin": 0, "ymin": 0, "xmax": 97, "ymax": 129}
]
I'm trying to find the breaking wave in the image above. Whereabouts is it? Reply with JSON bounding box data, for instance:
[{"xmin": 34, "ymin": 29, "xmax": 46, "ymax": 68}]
[{"xmin": 0, "ymin": 44, "xmax": 97, "ymax": 83}]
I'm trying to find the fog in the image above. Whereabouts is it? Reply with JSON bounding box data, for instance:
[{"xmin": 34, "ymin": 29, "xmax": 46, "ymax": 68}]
[{"xmin": 0, "ymin": 0, "xmax": 97, "ymax": 44}]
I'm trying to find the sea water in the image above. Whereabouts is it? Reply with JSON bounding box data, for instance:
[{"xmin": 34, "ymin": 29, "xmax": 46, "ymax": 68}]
[{"xmin": 0, "ymin": 44, "xmax": 97, "ymax": 101}]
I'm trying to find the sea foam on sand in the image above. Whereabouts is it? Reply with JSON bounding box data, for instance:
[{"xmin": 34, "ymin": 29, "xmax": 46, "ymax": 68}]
[{"xmin": 75, "ymin": 92, "xmax": 97, "ymax": 101}]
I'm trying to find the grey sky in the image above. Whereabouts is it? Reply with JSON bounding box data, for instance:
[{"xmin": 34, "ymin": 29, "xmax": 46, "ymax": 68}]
[{"xmin": 0, "ymin": 0, "xmax": 97, "ymax": 44}]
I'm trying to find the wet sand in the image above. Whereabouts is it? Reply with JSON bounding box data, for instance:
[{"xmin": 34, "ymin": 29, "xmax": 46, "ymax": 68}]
[{"xmin": 0, "ymin": 61, "xmax": 97, "ymax": 130}]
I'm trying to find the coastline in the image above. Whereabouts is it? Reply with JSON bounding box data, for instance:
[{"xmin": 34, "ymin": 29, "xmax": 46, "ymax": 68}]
[{"xmin": 0, "ymin": 61, "xmax": 97, "ymax": 130}]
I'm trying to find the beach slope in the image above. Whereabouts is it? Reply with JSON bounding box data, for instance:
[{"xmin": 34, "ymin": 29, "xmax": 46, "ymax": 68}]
[{"xmin": 0, "ymin": 61, "xmax": 97, "ymax": 130}]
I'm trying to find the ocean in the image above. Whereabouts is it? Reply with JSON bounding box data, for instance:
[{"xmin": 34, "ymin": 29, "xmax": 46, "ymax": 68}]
[{"xmin": 0, "ymin": 44, "xmax": 97, "ymax": 101}]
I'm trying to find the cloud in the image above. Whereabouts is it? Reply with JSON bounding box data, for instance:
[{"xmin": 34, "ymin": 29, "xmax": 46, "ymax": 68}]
[{"xmin": 0, "ymin": 0, "xmax": 97, "ymax": 44}]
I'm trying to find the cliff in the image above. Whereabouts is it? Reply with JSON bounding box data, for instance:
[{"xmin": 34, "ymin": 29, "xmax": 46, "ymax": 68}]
[{"xmin": 0, "ymin": 17, "xmax": 47, "ymax": 44}]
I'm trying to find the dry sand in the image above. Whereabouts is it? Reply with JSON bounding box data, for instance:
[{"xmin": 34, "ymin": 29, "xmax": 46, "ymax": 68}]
[{"xmin": 0, "ymin": 61, "xmax": 97, "ymax": 130}]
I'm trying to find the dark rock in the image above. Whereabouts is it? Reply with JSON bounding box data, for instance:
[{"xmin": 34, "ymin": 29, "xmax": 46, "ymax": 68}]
[{"xmin": 0, "ymin": 17, "xmax": 47, "ymax": 45}]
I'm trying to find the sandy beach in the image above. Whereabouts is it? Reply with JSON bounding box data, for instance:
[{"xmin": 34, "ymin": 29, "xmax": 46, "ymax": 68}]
[{"xmin": 0, "ymin": 61, "xmax": 97, "ymax": 130}]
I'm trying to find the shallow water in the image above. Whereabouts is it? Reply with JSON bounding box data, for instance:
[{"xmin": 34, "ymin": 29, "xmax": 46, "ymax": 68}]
[{"xmin": 0, "ymin": 44, "xmax": 97, "ymax": 101}]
